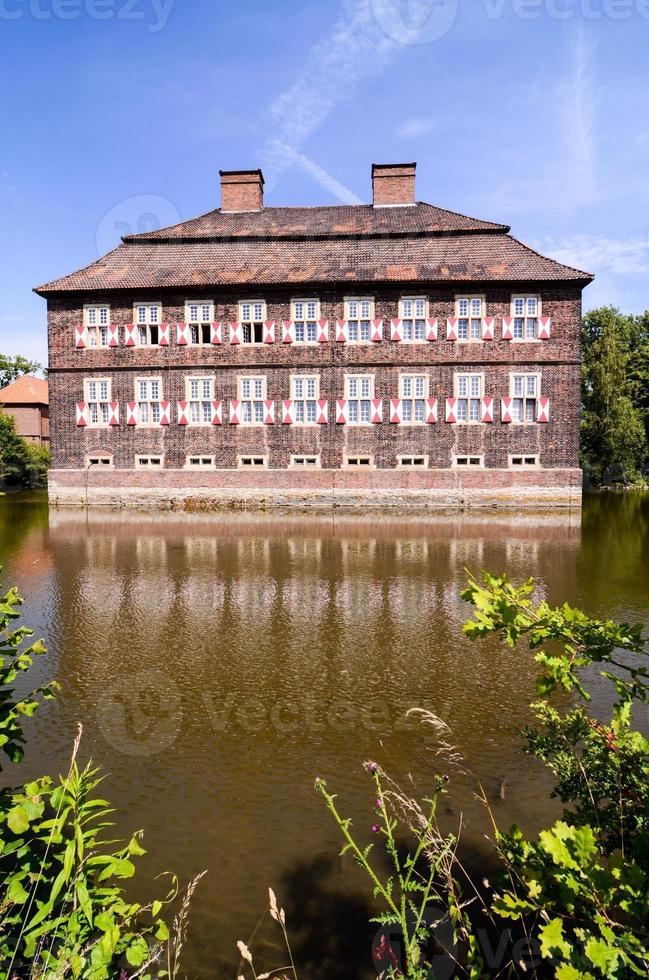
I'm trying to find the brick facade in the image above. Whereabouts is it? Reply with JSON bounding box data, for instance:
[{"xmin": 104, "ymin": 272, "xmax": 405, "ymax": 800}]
[{"xmin": 37, "ymin": 163, "xmax": 591, "ymax": 510}]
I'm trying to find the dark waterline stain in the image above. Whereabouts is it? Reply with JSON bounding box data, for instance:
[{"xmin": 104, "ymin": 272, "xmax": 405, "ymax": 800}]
[{"xmin": 0, "ymin": 492, "xmax": 648, "ymax": 977}]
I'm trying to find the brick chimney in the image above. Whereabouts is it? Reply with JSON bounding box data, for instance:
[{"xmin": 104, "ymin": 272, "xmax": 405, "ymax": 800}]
[
  {"xmin": 219, "ymin": 169, "xmax": 264, "ymax": 212},
  {"xmin": 371, "ymin": 162, "xmax": 416, "ymax": 207}
]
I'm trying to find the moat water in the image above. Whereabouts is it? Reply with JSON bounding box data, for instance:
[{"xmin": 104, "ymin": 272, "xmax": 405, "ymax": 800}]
[{"xmin": 0, "ymin": 492, "xmax": 648, "ymax": 978}]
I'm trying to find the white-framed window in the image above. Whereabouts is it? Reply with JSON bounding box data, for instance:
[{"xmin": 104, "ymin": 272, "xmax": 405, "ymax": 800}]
[
  {"xmin": 453, "ymin": 455, "xmax": 484, "ymax": 467},
  {"xmin": 345, "ymin": 374, "xmax": 374, "ymax": 424},
  {"xmin": 397, "ymin": 455, "xmax": 428, "ymax": 468},
  {"xmin": 511, "ymin": 296, "xmax": 540, "ymax": 341},
  {"xmin": 84, "ymin": 378, "xmax": 111, "ymax": 427},
  {"xmin": 510, "ymin": 373, "xmax": 540, "ymax": 423},
  {"xmin": 136, "ymin": 377, "xmax": 162, "ymax": 426},
  {"xmin": 400, "ymin": 297, "xmax": 427, "ymax": 342},
  {"xmin": 399, "ymin": 374, "xmax": 429, "ymax": 424},
  {"xmin": 239, "ymin": 300, "xmax": 266, "ymax": 344},
  {"xmin": 238, "ymin": 455, "xmax": 267, "ymax": 468},
  {"xmin": 86, "ymin": 454, "xmax": 113, "ymax": 469},
  {"xmin": 186, "ymin": 302, "xmax": 213, "ymax": 345},
  {"xmin": 345, "ymin": 298, "xmax": 373, "ymax": 343},
  {"xmin": 456, "ymin": 296, "xmax": 484, "ymax": 342},
  {"xmin": 343, "ymin": 455, "xmax": 374, "ymax": 468},
  {"xmin": 186, "ymin": 376, "xmax": 214, "ymax": 425},
  {"xmin": 290, "ymin": 454, "xmax": 320, "ymax": 468},
  {"xmin": 84, "ymin": 305, "xmax": 110, "ymax": 347},
  {"xmin": 455, "ymin": 373, "xmax": 484, "ymax": 424},
  {"xmin": 134, "ymin": 304, "xmax": 162, "ymax": 346},
  {"xmin": 135, "ymin": 455, "xmax": 164, "ymax": 468},
  {"xmin": 238, "ymin": 376, "xmax": 266, "ymax": 425},
  {"xmin": 185, "ymin": 455, "xmax": 215, "ymax": 469},
  {"xmin": 292, "ymin": 299, "xmax": 320, "ymax": 344},
  {"xmin": 509, "ymin": 454, "xmax": 540, "ymax": 468},
  {"xmin": 291, "ymin": 375, "xmax": 319, "ymax": 424}
]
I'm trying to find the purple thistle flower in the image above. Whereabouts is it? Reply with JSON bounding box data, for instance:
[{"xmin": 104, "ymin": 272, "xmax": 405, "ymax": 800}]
[
  {"xmin": 375, "ymin": 798, "xmax": 383, "ymax": 808},
  {"xmin": 371, "ymin": 824, "xmax": 380, "ymax": 833},
  {"xmin": 364, "ymin": 760, "xmax": 379, "ymax": 774}
]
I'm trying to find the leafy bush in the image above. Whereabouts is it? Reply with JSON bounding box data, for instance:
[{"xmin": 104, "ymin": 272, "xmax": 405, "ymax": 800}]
[{"xmin": 0, "ymin": 410, "xmax": 50, "ymax": 488}]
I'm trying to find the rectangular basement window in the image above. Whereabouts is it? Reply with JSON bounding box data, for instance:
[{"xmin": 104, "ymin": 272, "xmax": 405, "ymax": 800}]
[
  {"xmin": 238, "ymin": 456, "xmax": 267, "ymax": 468},
  {"xmin": 454, "ymin": 455, "xmax": 484, "ymax": 467},
  {"xmin": 86, "ymin": 455, "xmax": 113, "ymax": 469},
  {"xmin": 510, "ymin": 455, "xmax": 540, "ymax": 468},
  {"xmin": 398, "ymin": 456, "xmax": 428, "ymax": 468},
  {"xmin": 344, "ymin": 456, "xmax": 374, "ymax": 468},
  {"xmin": 290, "ymin": 455, "xmax": 320, "ymax": 468},
  {"xmin": 186, "ymin": 456, "xmax": 215, "ymax": 469},
  {"xmin": 135, "ymin": 455, "xmax": 163, "ymax": 468}
]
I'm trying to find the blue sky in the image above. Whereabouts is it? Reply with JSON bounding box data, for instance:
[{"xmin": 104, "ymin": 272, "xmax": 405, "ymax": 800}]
[{"xmin": 1, "ymin": 0, "xmax": 647, "ymax": 365}]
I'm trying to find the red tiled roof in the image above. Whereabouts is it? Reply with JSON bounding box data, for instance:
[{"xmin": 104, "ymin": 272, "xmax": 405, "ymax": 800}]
[
  {"xmin": 0, "ymin": 375, "xmax": 48, "ymax": 405},
  {"xmin": 34, "ymin": 201, "xmax": 593, "ymax": 294},
  {"xmin": 122, "ymin": 202, "xmax": 509, "ymax": 240}
]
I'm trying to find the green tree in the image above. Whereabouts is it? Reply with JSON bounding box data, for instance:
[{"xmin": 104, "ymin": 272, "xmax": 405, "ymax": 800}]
[
  {"xmin": 581, "ymin": 307, "xmax": 647, "ymax": 485},
  {"xmin": 0, "ymin": 354, "xmax": 42, "ymax": 389},
  {"xmin": 0, "ymin": 410, "xmax": 49, "ymax": 488}
]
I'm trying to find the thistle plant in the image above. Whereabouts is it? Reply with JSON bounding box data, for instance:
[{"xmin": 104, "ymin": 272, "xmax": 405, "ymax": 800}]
[{"xmin": 315, "ymin": 763, "xmax": 486, "ymax": 979}]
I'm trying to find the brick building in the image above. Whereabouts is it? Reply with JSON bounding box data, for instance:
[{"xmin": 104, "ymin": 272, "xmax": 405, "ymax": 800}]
[
  {"xmin": 0, "ymin": 375, "xmax": 49, "ymax": 445},
  {"xmin": 36, "ymin": 163, "xmax": 592, "ymax": 510}
]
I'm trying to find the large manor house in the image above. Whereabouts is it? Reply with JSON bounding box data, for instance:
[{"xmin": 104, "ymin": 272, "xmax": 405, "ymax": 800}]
[{"xmin": 36, "ymin": 163, "xmax": 591, "ymax": 509}]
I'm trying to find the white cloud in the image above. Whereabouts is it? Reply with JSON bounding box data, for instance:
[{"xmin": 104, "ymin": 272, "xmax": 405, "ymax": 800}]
[
  {"xmin": 537, "ymin": 234, "xmax": 649, "ymax": 278},
  {"xmin": 396, "ymin": 117, "xmax": 435, "ymax": 139}
]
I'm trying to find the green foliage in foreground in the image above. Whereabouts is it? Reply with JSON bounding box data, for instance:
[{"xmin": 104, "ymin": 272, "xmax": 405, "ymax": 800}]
[
  {"xmin": 0, "ymin": 574, "xmax": 179, "ymax": 978},
  {"xmin": 463, "ymin": 572, "xmax": 649, "ymax": 978},
  {"xmin": 0, "ymin": 410, "xmax": 50, "ymax": 488},
  {"xmin": 581, "ymin": 307, "xmax": 649, "ymax": 485}
]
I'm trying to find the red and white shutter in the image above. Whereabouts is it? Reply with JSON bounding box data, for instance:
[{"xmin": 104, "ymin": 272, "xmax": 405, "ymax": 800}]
[
  {"xmin": 177, "ymin": 401, "xmax": 189, "ymax": 425},
  {"xmin": 282, "ymin": 321, "xmax": 295, "ymax": 344},
  {"xmin": 317, "ymin": 399, "xmax": 328, "ymax": 424},
  {"xmin": 481, "ymin": 397, "xmax": 494, "ymax": 423},
  {"xmin": 159, "ymin": 323, "xmax": 170, "ymax": 346},
  {"xmin": 501, "ymin": 398, "xmax": 513, "ymax": 423},
  {"xmin": 282, "ymin": 399, "xmax": 294, "ymax": 424},
  {"xmin": 229, "ymin": 322, "xmax": 242, "ymax": 345},
  {"xmin": 263, "ymin": 321, "xmax": 275, "ymax": 344},
  {"xmin": 336, "ymin": 320, "xmax": 348, "ymax": 343},
  {"xmin": 390, "ymin": 399, "xmax": 402, "ymax": 424},
  {"xmin": 126, "ymin": 402, "xmax": 138, "ymax": 425},
  {"xmin": 502, "ymin": 317, "xmax": 514, "ymax": 340},
  {"xmin": 160, "ymin": 401, "xmax": 171, "ymax": 425},
  {"xmin": 336, "ymin": 399, "xmax": 348, "ymax": 424},
  {"xmin": 537, "ymin": 397, "xmax": 551, "ymax": 423},
  {"xmin": 263, "ymin": 400, "xmax": 275, "ymax": 424},
  {"xmin": 445, "ymin": 398, "xmax": 458, "ymax": 423},
  {"xmin": 75, "ymin": 402, "xmax": 88, "ymax": 427},
  {"xmin": 108, "ymin": 324, "xmax": 119, "ymax": 347},
  {"xmin": 75, "ymin": 325, "xmax": 86, "ymax": 349},
  {"xmin": 426, "ymin": 398, "xmax": 438, "ymax": 424},
  {"xmin": 317, "ymin": 320, "xmax": 329, "ymax": 343},
  {"xmin": 125, "ymin": 324, "xmax": 137, "ymax": 346},
  {"xmin": 176, "ymin": 323, "xmax": 190, "ymax": 345},
  {"xmin": 211, "ymin": 400, "xmax": 222, "ymax": 425},
  {"xmin": 371, "ymin": 319, "xmax": 383, "ymax": 342},
  {"xmin": 446, "ymin": 317, "xmax": 458, "ymax": 342},
  {"xmin": 109, "ymin": 402, "xmax": 120, "ymax": 426},
  {"xmin": 426, "ymin": 318, "xmax": 438, "ymax": 342},
  {"xmin": 210, "ymin": 322, "xmax": 222, "ymax": 345},
  {"xmin": 229, "ymin": 399, "xmax": 240, "ymax": 424},
  {"xmin": 538, "ymin": 316, "xmax": 552, "ymax": 339},
  {"xmin": 371, "ymin": 399, "xmax": 383, "ymax": 423},
  {"xmin": 482, "ymin": 316, "xmax": 495, "ymax": 341},
  {"xmin": 390, "ymin": 319, "xmax": 403, "ymax": 342}
]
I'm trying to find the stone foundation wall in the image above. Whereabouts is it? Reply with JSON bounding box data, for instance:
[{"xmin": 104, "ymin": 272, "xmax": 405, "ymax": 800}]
[{"xmin": 48, "ymin": 468, "xmax": 583, "ymax": 512}]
